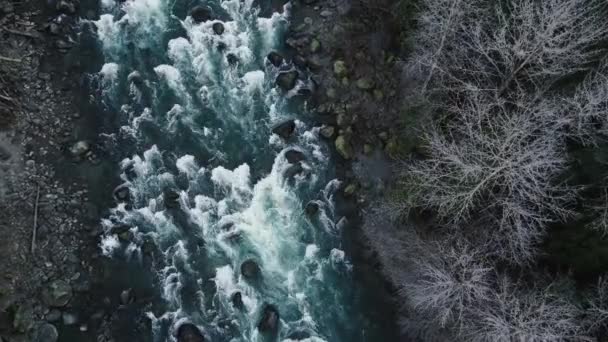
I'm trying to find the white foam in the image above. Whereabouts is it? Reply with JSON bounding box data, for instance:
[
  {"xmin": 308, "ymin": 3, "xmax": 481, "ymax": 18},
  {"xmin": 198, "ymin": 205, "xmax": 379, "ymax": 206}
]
[{"xmin": 100, "ymin": 234, "xmax": 120, "ymax": 256}]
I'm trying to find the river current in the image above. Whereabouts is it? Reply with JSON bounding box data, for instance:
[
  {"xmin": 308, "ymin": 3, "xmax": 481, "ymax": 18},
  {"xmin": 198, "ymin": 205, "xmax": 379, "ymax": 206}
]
[{"xmin": 91, "ymin": 1, "xmax": 386, "ymax": 341}]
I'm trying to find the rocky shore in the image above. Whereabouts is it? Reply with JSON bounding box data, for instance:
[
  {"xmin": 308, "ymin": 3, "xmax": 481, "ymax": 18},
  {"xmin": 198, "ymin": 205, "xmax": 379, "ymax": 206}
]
[{"xmin": 0, "ymin": 0, "xmax": 120, "ymax": 341}]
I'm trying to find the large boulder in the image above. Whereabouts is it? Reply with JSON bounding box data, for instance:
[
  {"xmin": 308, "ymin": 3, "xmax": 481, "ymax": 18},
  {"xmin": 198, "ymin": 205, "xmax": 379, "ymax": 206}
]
[
  {"xmin": 258, "ymin": 304, "xmax": 280, "ymax": 333},
  {"xmin": 190, "ymin": 6, "xmax": 211, "ymax": 23},
  {"xmin": 177, "ymin": 323, "xmax": 205, "ymax": 342},
  {"xmin": 241, "ymin": 259, "xmax": 260, "ymax": 279},
  {"xmin": 43, "ymin": 280, "xmax": 73, "ymax": 307},
  {"xmin": 276, "ymin": 70, "xmax": 298, "ymax": 91},
  {"xmin": 335, "ymin": 135, "xmax": 353, "ymax": 160},
  {"xmin": 34, "ymin": 323, "xmax": 58, "ymax": 342},
  {"xmin": 271, "ymin": 120, "xmax": 296, "ymax": 139}
]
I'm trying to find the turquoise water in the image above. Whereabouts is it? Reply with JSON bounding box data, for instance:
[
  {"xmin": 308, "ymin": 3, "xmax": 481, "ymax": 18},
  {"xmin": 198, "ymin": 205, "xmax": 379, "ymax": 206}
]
[{"xmin": 93, "ymin": 1, "xmax": 389, "ymax": 341}]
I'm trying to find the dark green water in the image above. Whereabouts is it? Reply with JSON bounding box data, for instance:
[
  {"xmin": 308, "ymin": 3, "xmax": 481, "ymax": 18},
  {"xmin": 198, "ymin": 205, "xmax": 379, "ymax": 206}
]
[{"xmin": 89, "ymin": 1, "xmax": 394, "ymax": 341}]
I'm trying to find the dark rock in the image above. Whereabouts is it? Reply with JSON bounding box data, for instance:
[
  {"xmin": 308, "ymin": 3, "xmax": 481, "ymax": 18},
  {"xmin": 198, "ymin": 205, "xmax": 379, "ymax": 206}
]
[
  {"xmin": 226, "ymin": 53, "xmax": 239, "ymax": 66},
  {"xmin": 113, "ymin": 185, "xmax": 130, "ymax": 202},
  {"xmin": 110, "ymin": 224, "xmax": 130, "ymax": 235},
  {"xmin": 284, "ymin": 163, "xmax": 304, "ymax": 179},
  {"xmin": 292, "ymin": 55, "xmax": 307, "ymax": 69},
  {"xmin": 276, "ymin": 70, "xmax": 298, "ymax": 91},
  {"xmin": 301, "ymin": 0, "xmax": 317, "ymax": 4},
  {"xmin": 120, "ymin": 288, "xmax": 133, "ymax": 305},
  {"xmin": 257, "ymin": 304, "xmax": 279, "ymax": 333},
  {"xmin": 271, "ymin": 120, "xmax": 296, "ymax": 139},
  {"xmin": 177, "ymin": 323, "xmax": 205, "ymax": 342},
  {"xmin": 231, "ymin": 291, "xmax": 244, "ymax": 310},
  {"xmin": 212, "ymin": 22, "xmax": 224, "ymax": 35},
  {"xmin": 56, "ymin": 0, "xmax": 76, "ymax": 14},
  {"xmin": 267, "ymin": 51, "xmax": 284, "ymax": 67},
  {"xmin": 43, "ymin": 280, "xmax": 73, "ymax": 307},
  {"xmin": 319, "ymin": 126, "xmax": 335, "ymax": 139},
  {"xmin": 190, "ymin": 6, "xmax": 211, "ymax": 23},
  {"xmin": 13, "ymin": 304, "xmax": 34, "ymax": 332},
  {"xmin": 285, "ymin": 149, "xmax": 305, "ymax": 164},
  {"xmin": 0, "ymin": 145, "xmax": 10, "ymax": 161},
  {"xmin": 164, "ymin": 190, "xmax": 180, "ymax": 209},
  {"xmin": 34, "ymin": 323, "xmax": 58, "ymax": 342},
  {"xmin": 287, "ymin": 330, "xmax": 311, "ymax": 340},
  {"xmin": 305, "ymin": 201, "xmax": 319, "ymax": 216},
  {"xmin": 46, "ymin": 309, "xmax": 62, "ymax": 322},
  {"xmin": 241, "ymin": 259, "xmax": 260, "ymax": 279}
]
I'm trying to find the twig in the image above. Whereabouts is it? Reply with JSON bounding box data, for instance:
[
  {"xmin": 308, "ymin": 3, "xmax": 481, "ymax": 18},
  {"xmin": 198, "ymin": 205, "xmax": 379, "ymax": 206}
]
[
  {"xmin": 1, "ymin": 28, "xmax": 40, "ymax": 39},
  {"xmin": 31, "ymin": 185, "xmax": 40, "ymax": 254},
  {"xmin": 0, "ymin": 56, "xmax": 21, "ymax": 63},
  {"xmin": 0, "ymin": 94, "xmax": 14, "ymax": 102}
]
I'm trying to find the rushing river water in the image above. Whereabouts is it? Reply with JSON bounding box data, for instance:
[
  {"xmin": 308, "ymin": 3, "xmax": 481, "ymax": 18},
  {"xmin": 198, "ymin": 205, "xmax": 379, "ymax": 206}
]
[{"xmin": 90, "ymin": 1, "xmax": 389, "ymax": 341}]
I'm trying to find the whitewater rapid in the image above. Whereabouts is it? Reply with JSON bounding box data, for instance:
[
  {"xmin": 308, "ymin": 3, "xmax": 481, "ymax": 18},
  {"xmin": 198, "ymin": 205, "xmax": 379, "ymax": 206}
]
[{"xmin": 91, "ymin": 1, "xmax": 379, "ymax": 341}]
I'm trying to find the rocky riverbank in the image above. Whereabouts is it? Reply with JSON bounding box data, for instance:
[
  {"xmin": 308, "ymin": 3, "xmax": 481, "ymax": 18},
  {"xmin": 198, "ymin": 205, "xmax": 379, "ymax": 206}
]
[
  {"xmin": 282, "ymin": 0, "xmax": 406, "ymax": 338},
  {"xmin": 0, "ymin": 1, "xmax": 120, "ymax": 341}
]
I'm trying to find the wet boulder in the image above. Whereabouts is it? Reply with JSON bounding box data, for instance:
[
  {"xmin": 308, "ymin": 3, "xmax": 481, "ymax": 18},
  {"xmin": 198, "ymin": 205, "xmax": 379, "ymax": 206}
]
[
  {"xmin": 113, "ymin": 185, "xmax": 131, "ymax": 202},
  {"xmin": 212, "ymin": 22, "xmax": 225, "ymax": 35},
  {"xmin": 287, "ymin": 330, "xmax": 311, "ymax": 340},
  {"xmin": 271, "ymin": 120, "xmax": 295, "ymax": 139},
  {"xmin": 257, "ymin": 304, "xmax": 280, "ymax": 333},
  {"xmin": 276, "ymin": 70, "xmax": 298, "ymax": 91},
  {"xmin": 190, "ymin": 6, "xmax": 212, "ymax": 23},
  {"xmin": 177, "ymin": 323, "xmax": 205, "ymax": 342},
  {"xmin": 285, "ymin": 149, "xmax": 305, "ymax": 164},
  {"xmin": 164, "ymin": 189, "xmax": 180, "ymax": 209},
  {"xmin": 231, "ymin": 291, "xmax": 244, "ymax": 310},
  {"xmin": 240, "ymin": 259, "xmax": 260, "ymax": 279},
  {"xmin": 267, "ymin": 51, "xmax": 284, "ymax": 67},
  {"xmin": 305, "ymin": 201, "xmax": 319, "ymax": 216},
  {"xmin": 226, "ymin": 53, "xmax": 239, "ymax": 66}
]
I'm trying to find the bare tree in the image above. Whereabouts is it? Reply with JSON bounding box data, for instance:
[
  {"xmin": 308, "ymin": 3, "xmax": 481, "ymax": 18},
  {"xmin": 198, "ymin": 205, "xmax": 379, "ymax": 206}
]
[
  {"xmin": 409, "ymin": 0, "xmax": 608, "ymax": 99},
  {"xmin": 584, "ymin": 277, "xmax": 608, "ymax": 335},
  {"xmin": 464, "ymin": 276, "xmax": 587, "ymax": 342},
  {"xmin": 406, "ymin": 237, "xmax": 492, "ymax": 329},
  {"xmin": 404, "ymin": 92, "xmax": 574, "ymax": 264}
]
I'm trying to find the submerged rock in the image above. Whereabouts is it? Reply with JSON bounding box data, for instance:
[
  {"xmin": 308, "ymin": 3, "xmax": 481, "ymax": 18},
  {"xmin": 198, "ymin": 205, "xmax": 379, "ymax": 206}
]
[
  {"xmin": 127, "ymin": 71, "xmax": 144, "ymax": 86},
  {"xmin": 284, "ymin": 163, "xmax": 304, "ymax": 179},
  {"xmin": 267, "ymin": 51, "xmax": 284, "ymax": 67},
  {"xmin": 356, "ymin": 77, "xmax": 374, "ymax": 90},
  {"xmin": 164, "ymin": 189, "xmax": 180, "ymax": 209},
  {"xmin": 177, "ymin": 323, "xmax": 205, "ymax": 342},
  {"xmin": 271, "ymin": 120, "xmax": 296, "ymax": 139},
  {"xmin": 231, "ymin": 291, "xmax": 244, "ymax": 310},
  {"xmin": 212, "ymin": 22, "xmax": 224, "ymax": 35},
  {"xmin": 258, "ymin": 304, "xmax": 280, "ymax": 332},
  {"xmin": 276, "ymin": 70, "xmax": 298, "ymax": 91},
  {"xmin": 226, "ymin": 53, "xmax": 239, "ymax": 66},
  {"xmin": 190, "ymin": 6, "xmax": 211, "ymax": 23},
  {"xmin": 241, "ymin": 259, "xmax": 260, "ymax": 279},
  {"xmin": 113, "ymin": 185, "xmax": 130, "ymax": 202}
]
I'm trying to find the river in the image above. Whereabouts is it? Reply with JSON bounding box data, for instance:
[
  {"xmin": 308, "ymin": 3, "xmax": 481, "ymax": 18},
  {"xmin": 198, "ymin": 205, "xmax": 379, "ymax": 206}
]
[{"xmin": 89, "ymin": 1, "xmax": 390, "ymax": 341}]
